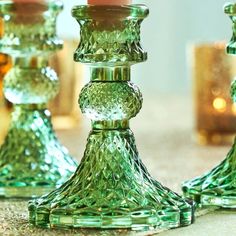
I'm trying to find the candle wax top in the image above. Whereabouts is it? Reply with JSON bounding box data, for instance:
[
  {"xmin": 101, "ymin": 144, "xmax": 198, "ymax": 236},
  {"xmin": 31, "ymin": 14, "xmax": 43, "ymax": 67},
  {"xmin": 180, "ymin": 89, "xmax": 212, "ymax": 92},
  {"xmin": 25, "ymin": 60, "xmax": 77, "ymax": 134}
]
[
  {"xmin": 13, "ymin": 0, "xmax": 45, "ymax": 2},
  {"xmin": 88, "ymin": 0, "xmax": 131, "ymax": 5}
]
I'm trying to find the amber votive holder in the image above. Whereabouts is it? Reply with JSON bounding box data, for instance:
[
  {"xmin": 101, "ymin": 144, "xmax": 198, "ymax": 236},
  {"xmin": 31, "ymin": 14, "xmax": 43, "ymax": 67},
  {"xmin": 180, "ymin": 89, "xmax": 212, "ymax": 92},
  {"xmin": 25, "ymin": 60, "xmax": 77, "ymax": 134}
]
[{"xmin": 191, "ymin": 42, "xmax": 236, "ymax": 145}]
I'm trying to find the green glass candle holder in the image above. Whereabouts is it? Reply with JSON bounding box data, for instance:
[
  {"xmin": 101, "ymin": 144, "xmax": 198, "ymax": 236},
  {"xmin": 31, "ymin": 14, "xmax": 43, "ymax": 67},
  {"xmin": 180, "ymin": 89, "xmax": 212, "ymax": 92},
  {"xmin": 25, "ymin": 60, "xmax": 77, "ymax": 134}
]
[
  {"xmin": 0, "ymin": 0, "xmax": 77, "ymax": 198},
  {"xmin": 29, "ymin": 4, "xmax": 194, "ymax": 230},
  {"xmin": 182, "ymin": 3, "xmax": 236, "ymax": 208}
]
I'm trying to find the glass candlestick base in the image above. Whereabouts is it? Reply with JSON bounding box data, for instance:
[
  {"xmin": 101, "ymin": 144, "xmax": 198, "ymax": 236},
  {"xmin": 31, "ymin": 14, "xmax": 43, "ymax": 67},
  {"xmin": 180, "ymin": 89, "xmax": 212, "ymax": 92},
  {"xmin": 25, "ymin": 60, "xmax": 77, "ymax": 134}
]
[
  {"xmin": 0, "ymin": 1, "xmax": 77, "ymax": 198},
  {"xmin": 182, "ymin": 3, "xmax": 236, "ymax": 208},
  {"xmin": 29, "ymin": 4, "xmax": 194, "ymax": 230}
]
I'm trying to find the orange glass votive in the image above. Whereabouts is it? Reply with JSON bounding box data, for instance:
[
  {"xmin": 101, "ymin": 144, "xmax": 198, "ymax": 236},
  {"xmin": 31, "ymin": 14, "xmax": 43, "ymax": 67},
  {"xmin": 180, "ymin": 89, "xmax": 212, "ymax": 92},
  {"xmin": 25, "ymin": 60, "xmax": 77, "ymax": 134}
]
[{"xmin": 191, "ymin": 42, "xmax": 236, "ymax": 145}]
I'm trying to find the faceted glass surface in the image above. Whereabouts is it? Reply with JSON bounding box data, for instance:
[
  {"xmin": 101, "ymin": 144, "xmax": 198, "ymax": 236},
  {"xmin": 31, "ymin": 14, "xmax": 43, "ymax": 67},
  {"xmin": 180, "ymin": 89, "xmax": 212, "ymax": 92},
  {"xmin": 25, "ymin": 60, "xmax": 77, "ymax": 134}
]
[
  {"xmin": 0, "ymin": 0, "xmax": 77, "ymax": 198},
  {"xmin": 29, "ymin": 5, "xmax": 194, "ymax": 230},
  {"xmin": 182, "ymin": 3, "xmax": 236, "ymax": 208}
]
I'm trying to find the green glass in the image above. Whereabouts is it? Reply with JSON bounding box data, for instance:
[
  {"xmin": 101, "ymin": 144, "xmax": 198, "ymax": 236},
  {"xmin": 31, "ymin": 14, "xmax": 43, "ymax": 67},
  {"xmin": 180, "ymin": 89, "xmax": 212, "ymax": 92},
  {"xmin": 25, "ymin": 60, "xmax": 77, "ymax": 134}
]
[
  {"xmin": 29, "ymin": 4, "xmax": 194, "ymax": 230},
  {"xmin": 0, "ymin": 0, "xmax": 77, "ymax": 198},
  {"xmin": 182, "ymin": 3, "xmax": 236, "ymax": 208}
]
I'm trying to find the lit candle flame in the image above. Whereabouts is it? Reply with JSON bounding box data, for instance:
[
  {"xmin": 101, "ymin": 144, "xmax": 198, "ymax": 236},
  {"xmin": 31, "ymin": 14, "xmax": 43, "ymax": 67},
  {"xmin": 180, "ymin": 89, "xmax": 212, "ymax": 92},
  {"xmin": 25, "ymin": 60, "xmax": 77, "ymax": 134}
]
[{"xmin": 213, "ymin": 97, "xmax": 227, "ymax": 112}]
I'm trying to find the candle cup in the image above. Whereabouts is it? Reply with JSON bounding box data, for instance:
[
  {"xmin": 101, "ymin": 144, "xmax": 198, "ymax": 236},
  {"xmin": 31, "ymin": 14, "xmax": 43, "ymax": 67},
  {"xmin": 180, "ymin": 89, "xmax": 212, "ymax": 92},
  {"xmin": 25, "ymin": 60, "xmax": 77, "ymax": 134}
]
[
  {"xmin": 29, "ymin": 4, "xmax": 194, "ymax": 230},
  {"xmin": 191, "ymin": 42, "xmax": 236, "ymax": 145},
  {"xmin": 182, "ymin": 3, "xmax": 236, "ymax": 208},
  {"xmin": 0, "ymin": 0, "xmax": 77, "ymax": 198}
]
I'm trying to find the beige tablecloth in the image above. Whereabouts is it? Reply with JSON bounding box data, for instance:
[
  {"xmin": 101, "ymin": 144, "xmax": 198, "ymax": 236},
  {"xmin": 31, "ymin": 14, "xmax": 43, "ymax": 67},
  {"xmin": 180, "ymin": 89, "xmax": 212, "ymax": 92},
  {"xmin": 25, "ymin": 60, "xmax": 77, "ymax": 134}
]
[{"xmin": 0, "ymin": 96, "xmax": 234, "ymax": 236}]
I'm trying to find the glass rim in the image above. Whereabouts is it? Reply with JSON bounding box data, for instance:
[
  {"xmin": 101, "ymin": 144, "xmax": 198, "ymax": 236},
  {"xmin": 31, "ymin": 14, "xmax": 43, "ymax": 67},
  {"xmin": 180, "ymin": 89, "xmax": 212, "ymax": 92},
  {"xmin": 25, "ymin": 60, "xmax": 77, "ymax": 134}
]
[
  {"xmin": 224, "ymin": 2, "xmax": 236, "ymax": 15},
  {"xmin": 72, "ymin": 4, "xmax": 149, "ymax": 20}
]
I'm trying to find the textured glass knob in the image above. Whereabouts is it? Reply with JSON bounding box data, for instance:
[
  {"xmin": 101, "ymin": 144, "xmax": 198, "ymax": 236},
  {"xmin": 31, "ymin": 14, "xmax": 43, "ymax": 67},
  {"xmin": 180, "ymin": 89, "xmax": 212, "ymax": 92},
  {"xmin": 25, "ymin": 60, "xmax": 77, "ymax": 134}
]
[
  {"xmin": 4, "ymin": 66, "xmax": 59, "ymax": 104},
  {"xmin": 80, "ymin": 81, "xmax": 142, "ymax": 121}
]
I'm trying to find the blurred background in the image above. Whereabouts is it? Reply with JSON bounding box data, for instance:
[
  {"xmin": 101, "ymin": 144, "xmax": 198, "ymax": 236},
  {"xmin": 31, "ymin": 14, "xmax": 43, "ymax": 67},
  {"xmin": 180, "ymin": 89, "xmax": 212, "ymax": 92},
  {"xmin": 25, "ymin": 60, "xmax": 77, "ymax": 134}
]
[
  {"xmin": 58, "ymin": 0, "xmax": 231, "ymax": 94},
  {"xmin": 52, "ymin": 0, "xmax": 236, "ymax": 146}
]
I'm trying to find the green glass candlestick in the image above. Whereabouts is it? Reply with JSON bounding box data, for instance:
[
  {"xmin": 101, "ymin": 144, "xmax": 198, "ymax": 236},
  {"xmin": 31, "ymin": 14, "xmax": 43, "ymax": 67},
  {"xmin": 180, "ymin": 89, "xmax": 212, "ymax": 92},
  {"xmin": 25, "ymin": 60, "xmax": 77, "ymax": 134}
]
[
  {"xmin": 0, "ymin": 0, "xmax": 77, "ymax": 198},
  {"xmin": 182, "ymin": 3, "xmax": 236, "ymax": 208},
  {"xmin": 29, "ymin": 4, "xmax": 194, "ymax": 230}
]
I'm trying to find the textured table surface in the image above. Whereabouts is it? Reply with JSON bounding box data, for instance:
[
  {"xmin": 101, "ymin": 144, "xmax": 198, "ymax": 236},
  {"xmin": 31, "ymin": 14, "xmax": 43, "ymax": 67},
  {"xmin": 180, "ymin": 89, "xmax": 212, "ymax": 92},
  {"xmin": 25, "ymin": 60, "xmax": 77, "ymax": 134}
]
[{"xmin": 0, "ymin": 96, "xmax": 234, "ymax": 236}]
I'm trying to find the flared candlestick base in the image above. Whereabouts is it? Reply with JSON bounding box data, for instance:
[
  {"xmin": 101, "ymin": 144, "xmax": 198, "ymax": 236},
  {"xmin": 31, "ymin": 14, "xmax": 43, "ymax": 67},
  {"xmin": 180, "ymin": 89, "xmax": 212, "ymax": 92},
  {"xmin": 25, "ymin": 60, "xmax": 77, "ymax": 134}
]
[
  {"xmin": 182, "ymin": 140, "xmax": 236, "ymax": 208},
  {"xmin": 29, "ymin": 128, "xmax": 194, "ymax": 229},
  {"xmin": 0, "ymin": 105, "xmax": 76, "ymax": 198}
]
